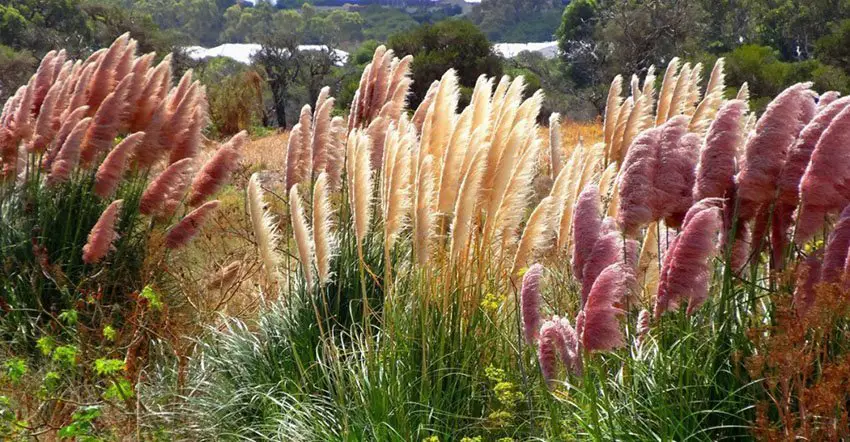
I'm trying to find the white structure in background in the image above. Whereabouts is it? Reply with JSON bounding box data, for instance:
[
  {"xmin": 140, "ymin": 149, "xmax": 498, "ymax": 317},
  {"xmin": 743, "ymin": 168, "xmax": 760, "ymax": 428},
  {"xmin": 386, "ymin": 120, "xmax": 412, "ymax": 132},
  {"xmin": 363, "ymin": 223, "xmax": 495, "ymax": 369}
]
[
  {"xmin": 493, "ymin": 41, "xmax": 560, "ymax": 59},
  {"xmin": 185, "ymin": 43, "xmax": 350, "ymax": 66},
  {"xmin": 186, "ymin": 41, "xmax": 559, "ymax": 66}
]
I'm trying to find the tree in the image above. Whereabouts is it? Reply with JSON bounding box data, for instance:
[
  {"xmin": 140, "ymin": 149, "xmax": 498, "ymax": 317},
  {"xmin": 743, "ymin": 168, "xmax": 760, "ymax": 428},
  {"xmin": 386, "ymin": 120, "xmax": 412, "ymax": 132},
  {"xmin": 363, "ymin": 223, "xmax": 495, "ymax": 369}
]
[{"xmin": 388, "ymin": 19, "xmax": 503, "ymax": 108}]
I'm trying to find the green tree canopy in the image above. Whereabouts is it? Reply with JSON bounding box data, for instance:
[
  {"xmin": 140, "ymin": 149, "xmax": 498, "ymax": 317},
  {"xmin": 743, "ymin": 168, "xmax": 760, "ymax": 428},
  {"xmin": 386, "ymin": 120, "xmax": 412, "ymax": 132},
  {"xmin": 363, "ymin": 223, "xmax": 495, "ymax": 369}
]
[{"xmin": 388, "ymin": 19, "xmax": 503, "ymax": 108}]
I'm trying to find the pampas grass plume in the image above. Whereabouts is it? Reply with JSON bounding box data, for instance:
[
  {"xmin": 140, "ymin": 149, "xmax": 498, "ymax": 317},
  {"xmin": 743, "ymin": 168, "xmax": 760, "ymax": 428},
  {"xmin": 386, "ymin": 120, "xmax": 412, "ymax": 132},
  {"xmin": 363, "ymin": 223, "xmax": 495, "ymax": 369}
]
[
  {"xmin": 313, "ymin": 173, "xmax": 335, "ymax": 286},
  {"xmin": 48, "ymin": 117, "xmax": 91, "ymax": 184},
  {"xmin": 694, "ymin": 100, "xmax": 748, "ymax": 200},
  {"xmin": 187, "ymin": 131, "xmax": 246, "ymax": 206},
  {"xmin": 581, "ymin": 263, "xmax": 631, "ymax": 352},
  {"xmin": 165, "ymin": 200, "xmax": 219, "ymax": 249},
  {"xmin": 572, "ymin": 185, "xmax": 603, "ymax": 280},
  {"xmin": 82, "ymin": 199, "xmax": 123, "ymax": 264},
  {"xmin": 140, "ymin": 158, "xmax": 193, "ymax": 215},
  {"xmin": 290, "ymin": 184, "xmax": 315, "ymax": 288},
  {"xmin": 94, "ymin": 132, "xmax": 144, "ymax": 197},
  {"xmin": 521, "ymin": 263, "xmax": 544, "ymax": 345},
  {"xmin": 247, "ymin": 173, "xmax": 282, "ymax": 282}
]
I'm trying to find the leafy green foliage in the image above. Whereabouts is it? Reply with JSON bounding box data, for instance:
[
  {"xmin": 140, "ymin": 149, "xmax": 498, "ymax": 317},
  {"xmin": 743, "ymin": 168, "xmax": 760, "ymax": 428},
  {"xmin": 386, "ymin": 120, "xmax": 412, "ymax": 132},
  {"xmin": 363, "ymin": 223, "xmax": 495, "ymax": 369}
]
[{"xmin": 388, "ymin": 19, "xmax": 503, "ymax": 108}]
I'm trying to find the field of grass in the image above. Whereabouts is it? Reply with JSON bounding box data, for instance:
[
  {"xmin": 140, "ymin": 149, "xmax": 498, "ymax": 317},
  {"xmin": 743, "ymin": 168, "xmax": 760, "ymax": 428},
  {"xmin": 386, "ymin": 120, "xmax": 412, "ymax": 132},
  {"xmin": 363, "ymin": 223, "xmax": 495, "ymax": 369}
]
[{"xmin": 2, "ymin": 38, "xmax": 850, "ymax": 442}]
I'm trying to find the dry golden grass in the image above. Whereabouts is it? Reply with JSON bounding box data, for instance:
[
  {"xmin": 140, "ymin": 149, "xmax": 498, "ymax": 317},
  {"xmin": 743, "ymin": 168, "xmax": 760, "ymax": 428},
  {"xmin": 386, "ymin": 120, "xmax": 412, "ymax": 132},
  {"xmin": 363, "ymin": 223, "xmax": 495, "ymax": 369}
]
[
  {"xmin": 241, "ymin": 130, "xmax": 290, "ymax": 172},
  {"xmin": 536, "ymin": 118, "xmax": 603, "ymax": 176}
]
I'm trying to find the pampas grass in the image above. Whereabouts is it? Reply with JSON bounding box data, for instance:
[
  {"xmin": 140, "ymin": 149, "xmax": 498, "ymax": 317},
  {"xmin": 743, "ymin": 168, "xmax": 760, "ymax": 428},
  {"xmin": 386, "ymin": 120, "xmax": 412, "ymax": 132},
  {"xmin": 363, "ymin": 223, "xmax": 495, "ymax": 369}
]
[
  {"xmin": 313, "ymin": 173, "xmax": 334, "ymax": 287},
  {"xmin": 82, "ymin": 199, "xmax": 123, "ymax": 264},
  {"xmin": 247, "ymin": 173, "xmax": 282, "ymax": 283},
  {"xmin": 289, "ymin": 184, "xmax": 315, "ymax": 288}
]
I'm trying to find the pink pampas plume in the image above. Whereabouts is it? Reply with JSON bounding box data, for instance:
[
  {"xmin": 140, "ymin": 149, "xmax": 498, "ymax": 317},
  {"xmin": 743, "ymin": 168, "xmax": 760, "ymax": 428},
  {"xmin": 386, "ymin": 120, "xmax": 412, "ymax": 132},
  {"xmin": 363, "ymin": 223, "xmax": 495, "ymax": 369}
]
[
  {"xmin": 821, "ymin": 205, "xmax": 850, "ymax": 283},
  {"xmin": 655, "ymin": 200, "xmax": 722, "ymax": 317},
  {"xmin": 86, "ymin": 33, "xmax": 129, "ymax": 111},
  {"xmin": 31, "ymin": 50, "xmax": 59, "ymax": 110},
  {"xmin": 636, "ymin": 309, "xmax": 651, "ymax": 343},
  {"xmin": 580, "ymin": 263, "xmax": 632, "ymax": 352},
  {"xmin": 28, "ymin": 80, "xmax": 64, "ymax": 153},
  {"xmin": 737, "ymin": 83, "xmax": 815, "ymax": 220},
  {"xmin": 82, "ymin": 199, "xmax": 123, "ymax": 264},
  {"xmin": 80, "ymin": 73, "xmax": 134, "ymax": 165},
  {"xmin": 43, "ymin": 105, "xmax": 88, "ymax": 171},
  {"xmin": 779, "ymin": 96, "xmax": 850, "ymax": 209},
  {"xmin": 818, "ymin": 91, "xmax": 841, "ymax": 110},
  {"xmin": 617, "ymin": 126, "xmax": 661, "ymax": 236},
  {"xmin": 556, "ymin": 316, "xmax": 582, "ymax": 376},
  {"xmin": 94, "ymin": 132, "xmax": 144, "ymax": 198},
  {"xmin": 13, "ymin": 80, "xmax": 35, "ymax": 141},
  {"xmin": 141, "ymin": 158, "xmax": 195, "ymax": 215},
  {"xmin": 521, "ymin": 263, "xmax": 544, "ymax": 345},
  {"xmin": 656, "ymin": 117, "xmax": 698, "ymax": 228},
  {"xmin": 797, "ymin": 102, "xmax": 850, "ymax": 243},
  {"xmin": 537, "ymin": 316, "xmax": 581, "ymax": 388},
  {"xmin": 186, "ymin": 131, "xmax": 246, "ymax": 206},
  {"xmin": 581, "ymin": 228, "xmax": 638, "ymax": 306},
  {"xmin": 794, "ymin": 252, "xmax": 822, "ymax": 318},
  {"xmin": 165, "ymin": 200, "xmax": 220, "ymax": 249},
  {"xmin": 169, "ymin": 88, "xmax": 207, "ymax": 164},
  {"xmin": 537, "ymin": 319, "xmax": 560, "ymax": 388},
  {"xmin": 47, "ymin": 117, "xmax": 91, "ymax": 185},
  {"xmin": 694, "ymin": 100, "xmax": 748, "ymax": 201},
  {"xmin": 572, "ymin": 185, "xmax": 603, "ymax": 280}
]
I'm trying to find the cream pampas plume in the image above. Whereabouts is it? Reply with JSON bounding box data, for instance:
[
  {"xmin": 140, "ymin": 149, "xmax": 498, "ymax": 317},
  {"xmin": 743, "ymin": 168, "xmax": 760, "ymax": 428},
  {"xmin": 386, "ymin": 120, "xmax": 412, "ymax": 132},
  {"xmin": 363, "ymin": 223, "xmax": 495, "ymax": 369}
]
[
  {"xmin": 512, "ymin": 197, "xmax": 556, "ymax": 276},
  {"xmin": 412, "ymin": 80, "xmax": 439, "ymax": 133},
  {"xmin": 247, "ymin": 173, "xmax": 282, "ymax": 282},
  {"xmin": 94, "ymin": 132, "xmax": 144, "ymax": 197},
  {"xmin": 326, "ymin": 116, "xmax": 346, "ymax": 190},
  {"xmin": 666, "ymin": 62, "xmax": 691, "ymax": 120},
  {"xmin": 603, "ymin": 75, "xmax": 624, "ymax": 151},
  {"xmin": 290, "ymin": 184, "xmax": 315, "ymax": 288},
  {"xmin": 450, "ymin": 148, "xmax": 486, "ymax": 262},
  {"xmin": 285, "ymin": 122, "xmax": 305, "ymax": 191},
  {"xmin": 313, "ymin": 173, "xmax": 335, "ymax": 286},
  {"xmin": 415, "ymin": 155, "xmax": 436, "ymax": 264},
  {"xmin": 521, "ymin": 263, "xmax": 544, "ymax": 344},
  {"xmin": 311, "ymin": 93, "xmax": 335, "ymax": 176},
  {"xmin": 48, "ymin": 117, "xmax": 91, "ymax": 185},
  {"xmin": 492, "ymin": 140, "xmax": 541, "ymax": 252},
  {"xmin": 436, "ymin": 108, "xmax": 472, "ymax": 219},
  {"xmin": 655, "ymin": 58, "xmax": 681, "ymax": 125},
  {"xmin": 165, "ymin": 200, "xmax": 219, "ymax": 249},
  {"xmin": 617, "ymin": 92, "xmax": 653, "ymax": 164},
  {"xmin": 350, "ymin": 131, "xmax": 373, "ymax": 256},
  {"xmin": 422, "ymin": 69, "xmax": 459, "ymax": 166},
  {"xmin": 737, "ymin": 83, "xmax": 814, "ymax": 220},
  {"xmin": 694, "ymin": 100, "xmax": 748, "ymax": 201},
  {"xmin": 549, "ymin": 113, "xmax": 562, "ymax": 178},
  {"xmin": 382, "ymin": 127, "xmax": 412, "ymax": 253},
  {"xmin": 580, "ymin": 263, "xmax": 633, "ymax": 352},
  {"xmin": 685, "ymin": 62, "xmax": 704, "ymax": 113},
  {"xmin": 82, "ymin": 199, "xmax": 123, "ymax": 264},
  {"xmin": 820, "ymin": 205, "xmax": 850, "ymax": 283},
  {"xmin": 637, "ymin": 223, "xmax": 660, "ymax": 301},
  {"xmin": 572, "ymin": 185, "xmax": 603, "ymax": 280},
  {"xmin": 80, "ymin": 73, "xmax": 135, "ymax": 165},
  {"xmin": 140, "ymin": 158, "xmax": 193, "ymax": 215},
  {"xmin": 690, "ymin": 58, "xmax": 726, "ymax": 133},
  {"xmin": 187, "ymin": 131, "xmax": 246, "ymax": 207},
  {"xmin": 655, "ymin": 200, "xmax": 722, "ymax": 317},
  {"xmin": 617, "ymin": 127, "xmax": 661, "ymax": 236}
]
